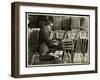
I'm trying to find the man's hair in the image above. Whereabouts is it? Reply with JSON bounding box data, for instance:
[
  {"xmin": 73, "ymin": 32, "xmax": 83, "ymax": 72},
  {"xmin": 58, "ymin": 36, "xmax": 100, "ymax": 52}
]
[{"xmin": 38, "ymin": 15, "xmax": 53, "ymax": 28}]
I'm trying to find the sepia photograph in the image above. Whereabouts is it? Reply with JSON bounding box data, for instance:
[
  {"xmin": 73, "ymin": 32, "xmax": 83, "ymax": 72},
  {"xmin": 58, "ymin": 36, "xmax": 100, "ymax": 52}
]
[{"xmin": 26, "ymin": 13, "xmax": 89, "ymax": 67}]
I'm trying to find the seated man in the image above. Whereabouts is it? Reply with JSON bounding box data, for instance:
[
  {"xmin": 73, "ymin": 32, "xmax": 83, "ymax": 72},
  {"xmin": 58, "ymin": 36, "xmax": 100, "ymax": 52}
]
[{"xmin": 38, "ymin": 16, "xmax": 56, "ymax": 62}]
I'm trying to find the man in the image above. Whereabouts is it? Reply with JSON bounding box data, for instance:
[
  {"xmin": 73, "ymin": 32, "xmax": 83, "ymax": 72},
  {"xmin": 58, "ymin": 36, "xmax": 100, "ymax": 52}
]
[{"xmin": 38, "ymin": 16, "xmax": 56, "ymax": 62}]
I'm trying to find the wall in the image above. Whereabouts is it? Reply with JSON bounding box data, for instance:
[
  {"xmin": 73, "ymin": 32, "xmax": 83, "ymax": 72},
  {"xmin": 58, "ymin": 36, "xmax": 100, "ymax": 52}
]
[{"xmin": 0, "ymin": 0, "xmax": 100, "ymax": 80}]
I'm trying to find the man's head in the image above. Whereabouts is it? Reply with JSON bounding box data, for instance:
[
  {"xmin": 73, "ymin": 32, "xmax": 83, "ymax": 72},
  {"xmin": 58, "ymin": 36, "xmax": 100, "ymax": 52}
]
[{"xmin": 38, "ymin": 15, "xmax": 53, "ymax": 29}]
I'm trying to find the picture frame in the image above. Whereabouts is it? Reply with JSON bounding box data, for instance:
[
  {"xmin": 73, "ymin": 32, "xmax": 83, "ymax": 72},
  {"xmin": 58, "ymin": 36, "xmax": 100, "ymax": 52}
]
[{"xmin": 11, "ymin": 2, "xmax": 98, "ymax": 78}]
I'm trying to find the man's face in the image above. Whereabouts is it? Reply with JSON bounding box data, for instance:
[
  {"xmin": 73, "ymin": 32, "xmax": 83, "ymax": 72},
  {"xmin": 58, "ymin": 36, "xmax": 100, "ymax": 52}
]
[{"xmin": 44, "ymin": 22, "xmax": 53, "ymax": 31}]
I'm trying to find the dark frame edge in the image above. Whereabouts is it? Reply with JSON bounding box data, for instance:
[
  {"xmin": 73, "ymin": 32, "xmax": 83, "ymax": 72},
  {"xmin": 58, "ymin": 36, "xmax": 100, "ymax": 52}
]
[
  {"xmin": 12, "ymin": 1, "xmax": 97, "ymax": 10},
  {"xmin": 11, "ymin": 2, "xmax": 20, "ymax": 78},
  {"xmin": 11, "ymin": 2, "xmax": 16, "ymax": 77},
  {"xmin": 95, "ymin": 7, "xmax": 98, "ymax": 73},
  {"xmin": 12, "ymin": 70, "xmax": 97, "ymax": 78}
]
